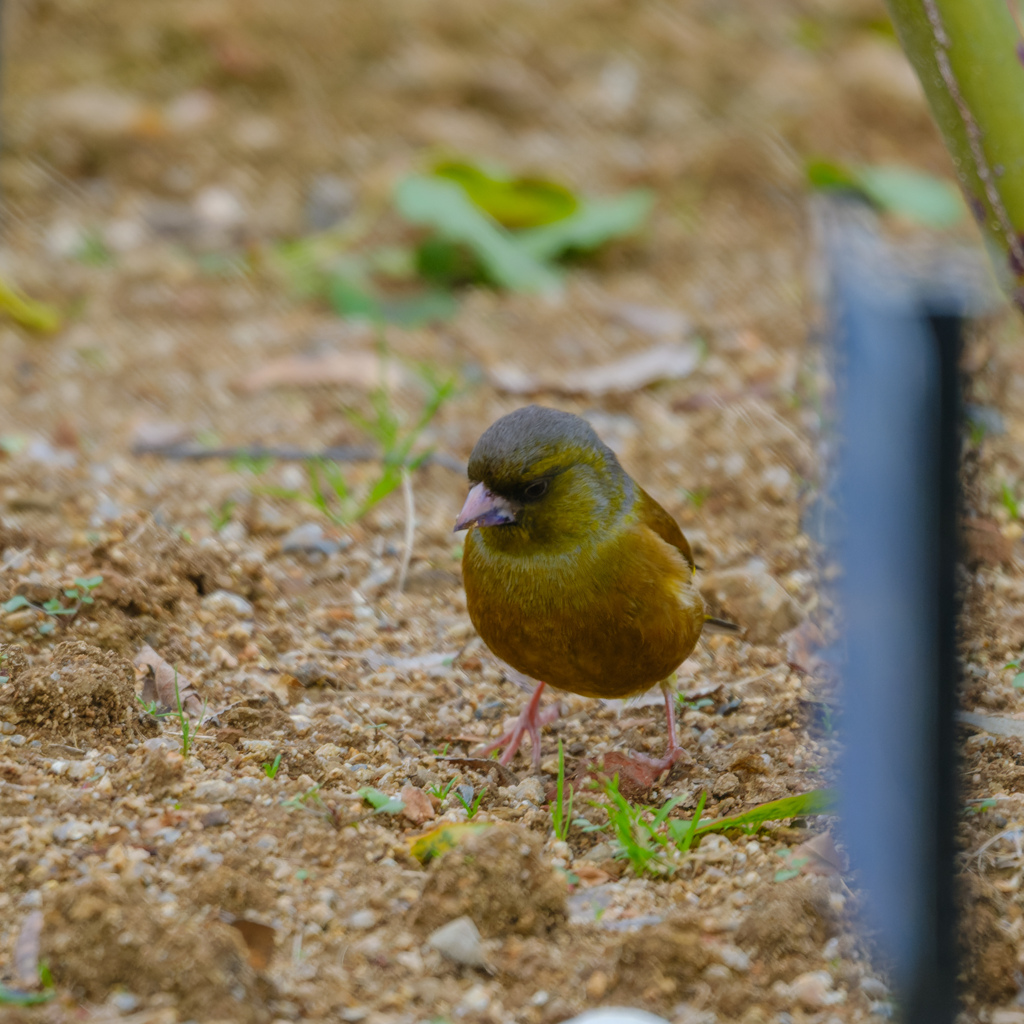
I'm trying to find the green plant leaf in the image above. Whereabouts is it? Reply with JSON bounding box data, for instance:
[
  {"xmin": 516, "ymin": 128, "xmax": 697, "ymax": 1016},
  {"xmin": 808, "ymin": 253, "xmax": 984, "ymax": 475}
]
[
  {"xmin": 434, "ymin": 160, "xmax": 578, "ymax": 228},
  {"xmin": 856, "ymin": 166, "xmax": 965, "ymax": 229},
  {"xmin": 1013, "ymin": 672, "xmax": 1024, "ymax": 689},
  {"xmin": 0, "ymin": 277, "xmax": 61, "ymax": 334},
  {"xmin": 395, "ymin": 175, "xmax": 561, "ymax": 293},
  {"xmin": 2, "ymin": 595, "xmax": 30, "ymax": 612},
  {"xmin": 806, "ymin": 158, "xmax": 964, "ymax": 229},
  {"xmin": 517, "ymin": 190, "xmax": 654, "ymax": 262},
  {"xmin": 357, "ymin": 786, "xmax": 406, "ymax": 815},
  {"xmin": 686, "ymin": 788, "xmax": 836, "ymax": 838},
  {"xmin": 0, "ymin": 985, "xmax": 55, "ymax": 1006}
]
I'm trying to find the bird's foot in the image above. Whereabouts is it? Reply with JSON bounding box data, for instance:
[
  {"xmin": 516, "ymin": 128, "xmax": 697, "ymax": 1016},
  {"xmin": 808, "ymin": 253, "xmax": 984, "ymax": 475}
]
[
  {"xmin": 474, "ymin": 686, "xmax": 559, "ymax": 770},
  {"xmin": 625, "ymin": 744, "xmax": 693, "ymax": 775}
]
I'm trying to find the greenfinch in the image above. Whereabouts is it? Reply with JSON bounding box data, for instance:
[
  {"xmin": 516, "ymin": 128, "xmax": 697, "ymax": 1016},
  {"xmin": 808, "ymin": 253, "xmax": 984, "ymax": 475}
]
[{"xmin": 455, "ymin": 404, "xmax": 727, "ymax": 770}]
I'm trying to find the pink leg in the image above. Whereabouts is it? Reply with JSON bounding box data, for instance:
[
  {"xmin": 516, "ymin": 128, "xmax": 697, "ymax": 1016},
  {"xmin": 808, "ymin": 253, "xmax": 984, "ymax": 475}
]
[
  {"xmin": 628, "ymin": 681, "xmax": 692, "ymax": 772},
  {"xmin": 474, "ymin": 682, "xmax": 559, "ymax": 770}
]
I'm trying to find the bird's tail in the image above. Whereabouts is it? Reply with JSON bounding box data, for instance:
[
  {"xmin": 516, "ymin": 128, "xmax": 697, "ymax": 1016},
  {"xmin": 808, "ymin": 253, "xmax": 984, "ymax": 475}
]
[{"xmin": 703, "ymin": 615, "xmax": 742, "ymax": 636}]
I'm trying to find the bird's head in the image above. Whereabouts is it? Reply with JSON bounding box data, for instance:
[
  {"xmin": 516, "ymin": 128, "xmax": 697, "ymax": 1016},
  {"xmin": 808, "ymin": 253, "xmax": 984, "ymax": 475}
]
[{"xmin": 454, "ymin": 405, "xmax": 631, "ymax": 548}]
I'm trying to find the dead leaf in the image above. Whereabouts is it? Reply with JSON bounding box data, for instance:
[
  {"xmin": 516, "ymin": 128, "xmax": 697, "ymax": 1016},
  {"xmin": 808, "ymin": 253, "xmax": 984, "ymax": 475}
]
[
  {"xmin": 793, "ymin": 831, "xmax": 845, "ymax": 877},
  {"xmin": 594, "ymin": 752, "xmax": 660, "ymax": 800},
  {"xmin": 134, "ymin": 645, "xmax": 204, "ymax": 719},
  {"xmin": 226, "ymin": 917, "xmax": 276, "ymax": 970},
  {"xmin": 571, "ymin": 863, "xmax": 612, "ymax": 887},
  {"xmin": 437, "ymin": 756, "xmax": 518, "ymax": 787},
  {"xmin": 964, "ymin": 517, "xmax": 1015, "ymax": 567},
  {"xmin": 489, "ymin": 342, "xmax": 701, "ymax": 397},
  {"xmin": 238, "ymin": 349, "xmax": 405, "ymax": 393},
  {"xmin": 13, "ymin": 910, "xmax": 43, "ymax": 989},
  {"xmin": 400, "ymin": 785, "xmax": 436, "ymax": 825},
  {"xmin": 409, "ymin": 822, "xmax": 492, "ymax": 864}
]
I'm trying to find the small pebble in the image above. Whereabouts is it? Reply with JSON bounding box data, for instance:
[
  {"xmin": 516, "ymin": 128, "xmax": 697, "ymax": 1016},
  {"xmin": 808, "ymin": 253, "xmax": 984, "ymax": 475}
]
[
  {"xmin": 193, "ymin": 779, "xmax": 236, "ymax": 802},
  {"xmin": 347, "ymin": 909, "xmax": 377, "ymax": 930},
  {"xmin": 201, "ymin": 590, "xmax": 254, "ymax": 618},
  {"xmin": 791, "ymin": 970, "xmax": 845, "ymax": 1009},
  {"xmin": 427, "ymin": 915, "xmax": 487, "ymax": 967}
]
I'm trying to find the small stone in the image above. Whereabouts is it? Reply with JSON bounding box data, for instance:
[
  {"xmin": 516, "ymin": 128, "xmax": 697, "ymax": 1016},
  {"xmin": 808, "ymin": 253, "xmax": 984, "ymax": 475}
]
[
  {"xmin": 305, "ymin": 174, "xmax": 354, "ymax": 231},
  {"xmin": 194, "ymin": 186, "xmax": 246, "ymax": 234},
  {"xmin": 315, "ymin": 743, "xmax": 343, "ymax": 762},
  {"xmin": 281, "ymin": 523, "xmax": 339, "ymax": 557},
  {"xmin": 458, "ymin": 984, "xmax": 491, "ymax": 1014},
  {"xmin": 760, "ymin": 464, "xmax": 794, "ymax": 502},
  {"xmin": 201, "ymin": 590, "xmax": 254, "ymax": 618},
  {"xmin": 718, "ymin": 944, "xmax": 751, "ymax": 972},
  {"xmin": 347, "ymin": 909, "xmax": 376, "ymax": 930},
  {"xmin": 200, "ymin": 807, "xmax": 230, "ymax": 828},
  {"xmin": 210, "ymin": 644, "xmax": 239, "ymax": 670},
  {"xmin": 712, "ymin": 772, "xmax": 740, "ymax": 797},
  {"xmin": 400, "ymin": 784, "xmax": 435, "ymax": 825},
  {"xmin": 66, "ymin": 759, "xmax": 94, "ymax": 780},
  {"xmin": 512, "ymin": 777, "xmax": 545, "ymax": 805},
  {"xmin": 427, "ymin": 915, "xmax": 487, "ymax": 967},
  {"xmin": 791, "ymin": 970, "xmax": 845, "ymax": 1009},
  {"xmin": 4, "ymin": 608, "xmax": 42, "ymax": 632},
  {"xmin": 53, "ymin": 819, "xmax": 93, "ymax": 842},
  {"xmin": 991, "ymin": 1010, "xmax": 1024, "ymax": 1024},
  {"xmin": 860, "ymin": 977, "xmax": 889, "ymax": 1000},
  {"xmin": 141, "ymin": 736, "xmax": 178, "ymax": 752},
  {"xmin": 110, "ymin": 992, "xmax": 140, "ymax": 1013},
  {"xmin": 193, "ymin": 779, "xmax": 236, "ymax": 802},
  {"xmin": 585, "ymin": 970, "xmax": 608, "ymax": 999}
]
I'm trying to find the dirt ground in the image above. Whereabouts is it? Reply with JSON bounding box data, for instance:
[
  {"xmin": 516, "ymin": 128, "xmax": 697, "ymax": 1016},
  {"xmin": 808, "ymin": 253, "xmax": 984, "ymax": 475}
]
[{"xmin": 1, "ymin": 0, "xmax": 1024, "ymax": 1021}]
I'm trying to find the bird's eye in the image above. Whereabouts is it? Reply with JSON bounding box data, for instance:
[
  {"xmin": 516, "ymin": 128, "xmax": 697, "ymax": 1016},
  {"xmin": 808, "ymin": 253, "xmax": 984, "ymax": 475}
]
[{"xmin": 524, "ymin": 479, "xmax": 548, "ymax": 500}]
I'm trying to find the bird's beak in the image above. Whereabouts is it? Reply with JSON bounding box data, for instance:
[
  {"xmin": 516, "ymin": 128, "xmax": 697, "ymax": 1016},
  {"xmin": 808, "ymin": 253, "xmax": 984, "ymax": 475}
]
[{"xmin": 454, "ymin": 482, "xmax": 518, "ymax": 532}]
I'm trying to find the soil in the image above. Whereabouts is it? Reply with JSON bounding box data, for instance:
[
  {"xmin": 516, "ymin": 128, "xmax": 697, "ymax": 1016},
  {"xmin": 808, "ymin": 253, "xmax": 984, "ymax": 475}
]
[{"xmin": 1, "ymin": 0, "xmax": 1023, "ymax": 1022}]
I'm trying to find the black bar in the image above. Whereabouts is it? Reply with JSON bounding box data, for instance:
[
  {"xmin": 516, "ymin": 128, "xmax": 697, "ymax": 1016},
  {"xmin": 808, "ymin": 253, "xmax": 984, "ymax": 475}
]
[{"xmin": 829, "ymin": 210, "xmax": 965, "ymax": 1023}]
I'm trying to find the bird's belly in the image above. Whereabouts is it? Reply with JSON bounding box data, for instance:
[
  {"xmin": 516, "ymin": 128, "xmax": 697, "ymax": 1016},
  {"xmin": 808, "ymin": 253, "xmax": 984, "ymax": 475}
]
[{"xmin": 464, "ymin": 541, "xmax": 703, "ymax": 700}]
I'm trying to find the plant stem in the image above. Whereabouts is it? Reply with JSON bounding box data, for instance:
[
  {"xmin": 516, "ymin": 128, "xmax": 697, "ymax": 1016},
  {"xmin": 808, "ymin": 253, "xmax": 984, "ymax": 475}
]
[
  {"xmin": 886, "ymin": 0, "xmax": 1024, "ymax": 310},
  {"xmin": 397, "ymin": 467, "xmax": 415, "ymax": 594}
]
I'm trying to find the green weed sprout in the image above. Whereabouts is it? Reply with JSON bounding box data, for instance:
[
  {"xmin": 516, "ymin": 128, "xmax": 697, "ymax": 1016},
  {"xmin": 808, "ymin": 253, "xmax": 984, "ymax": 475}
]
[
  {"xmin": 455, "ymin": 785, "xmax": 485, "ymax": 819},
  {"xmin": 428, "ymin": 777, "xmax": 457, "ymax": 801},
  {"xmin": 2, "ymin": 575, "xmax": 103, "ymax": 636},
  {"xmin": 263, "ymin": 753, "xmax": 283, "ymax": 779},
  {"xmin": 551, "ymin": 739, "xmax": 574, "ymax": 842},
  {"xmin": 174, "ymin": 671, "xmax": 207, "ymax": 759}
]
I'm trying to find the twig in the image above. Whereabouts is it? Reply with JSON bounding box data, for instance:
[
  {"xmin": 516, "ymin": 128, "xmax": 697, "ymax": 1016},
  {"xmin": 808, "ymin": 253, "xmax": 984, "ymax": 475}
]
[{"xmin": 397, "ymin": 467, "xmax": 415, "ymax": 594}]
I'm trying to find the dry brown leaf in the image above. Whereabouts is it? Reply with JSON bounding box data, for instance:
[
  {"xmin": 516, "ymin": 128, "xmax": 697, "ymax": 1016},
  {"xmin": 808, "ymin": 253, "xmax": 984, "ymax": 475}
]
[
  {"xmin": 964, "ymin": 517, "xmax": 1016, "ymax": 567},
  {"xmin": 13, "ymin": 909, "xmax": 43, "ymax": 989},
  {"xmin": 489, "ymin": 342, "xmax": 700, "ymax": 397},
  {"xmin": 400, "ymin": 784, "xmax": 436, "ymax": 825},
  {"xmin": 572, "ymin": 863, "xmax": 613, "ymax": 887},
  {"xmin": 134, "ymin": 644, "xmax": 204, "ymax": 719},
  {"xmin": 226, "ymin": 917, "xmax": 276, "ymax": 970},
  {"xmin": 238, "ymin": 349, "xmax": 405, "ymax": 393},
  {"xmin": 793, "ymin": 831, "xmax": 845, "ymax": 877}
]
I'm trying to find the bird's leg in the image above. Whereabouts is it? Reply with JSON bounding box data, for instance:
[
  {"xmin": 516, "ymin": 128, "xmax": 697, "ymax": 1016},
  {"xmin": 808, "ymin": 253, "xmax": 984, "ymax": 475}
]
[
  {"xmin": 474, "ymin": 681, "xmax": 559, "ymax": 770},
  {"xmin": 628, "ymin": 680, "xmax": 692, "ymax": 773}
]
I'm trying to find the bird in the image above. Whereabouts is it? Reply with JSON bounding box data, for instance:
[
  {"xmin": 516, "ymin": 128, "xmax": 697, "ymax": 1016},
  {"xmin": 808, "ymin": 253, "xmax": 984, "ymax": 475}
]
[{"xmin": 454, "ymin": 404, "xmax": 734, "ymax": 771}]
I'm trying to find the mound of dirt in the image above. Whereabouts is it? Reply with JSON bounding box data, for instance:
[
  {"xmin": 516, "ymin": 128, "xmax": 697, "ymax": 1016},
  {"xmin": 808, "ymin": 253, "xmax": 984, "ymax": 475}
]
[
  {"xmin": 735, "ymin": 876, "xmax": 840, "ymax": 981},
  {"xmin": 612, "ymin": 915, "xmax": 713, "ymax": 1009},
  {"xmin": 42, "ymin": 878, "xmax": 268, "ymax": 1023},
  {"xmin": 959, "ymin": 874, "xmax": 1018, "ymax": 1003},
  {"xmin": 0, "ymin": 641, "xmax": 138, "ymax": 741},
  {"xmin": 414, "ymin": 825, "xmax": 566, "ymax": 937}
]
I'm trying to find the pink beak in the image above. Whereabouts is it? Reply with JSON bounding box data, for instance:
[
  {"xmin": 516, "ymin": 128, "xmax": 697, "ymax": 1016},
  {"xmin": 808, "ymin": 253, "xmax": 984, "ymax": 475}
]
[{"xmin": 454, "ymin": 482, "xmax": 518, "ymax": 532}]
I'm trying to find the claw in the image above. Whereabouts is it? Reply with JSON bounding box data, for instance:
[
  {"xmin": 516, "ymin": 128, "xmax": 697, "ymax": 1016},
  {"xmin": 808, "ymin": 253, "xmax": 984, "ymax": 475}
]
[{"xmin": 474, "ymin": 682, "xmax": 558, "ymax": 769}]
